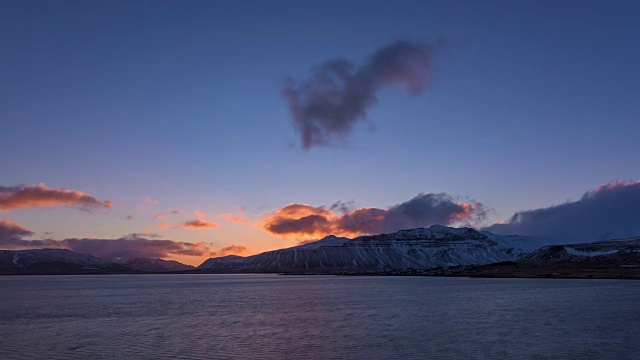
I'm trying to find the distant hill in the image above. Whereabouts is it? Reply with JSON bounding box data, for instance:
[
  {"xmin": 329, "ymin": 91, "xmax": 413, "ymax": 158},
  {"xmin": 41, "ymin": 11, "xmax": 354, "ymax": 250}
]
[
  {"xmin": 122, "ymin": 257, "xmax": 195, "ymax": 272},
  {"xmin": 452, "ymin": 237, "xmax": 640, "ymax": 279},
  {"xmin": 0, "ymin": 249, "xmax": 135, "ymax": 275},
  {"xmin": 519, "ymin": 237, "xmax": 640, "ymax": 265},
  {"xmin": 0, "ymin": 249, "xmax": 195, "ymax": 275},
  {"xmin": 4, "ymin": 227, "xmax": 639, "ymax": 277}
]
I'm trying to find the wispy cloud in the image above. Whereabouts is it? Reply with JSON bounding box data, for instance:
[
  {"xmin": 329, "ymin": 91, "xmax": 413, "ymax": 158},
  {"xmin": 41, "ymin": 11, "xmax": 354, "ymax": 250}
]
[
  {"xmin": 219, "ymin": 208, "xmax": 251, "ymax": 224},
  {"xmin": 141, "ymin": 197, "xmax": 158, "ymax": 204},
  {"xmin": 159, "ymin": 210, "xmax": 220, "ymax": 230},
  {"xmin": 159, "ymin": 219, "xmax": 220, "ymax": 230},
  {"xmin": 485, "ymin": 181, "xmax": 640, "ymax": 241},
  {"xmin": 261, "ymin": 193, "xmax": 486, "ymax": 238},
  {"xmin": 194, "ymin": 210, "xmax": 207, "ymax": 220},
  {"xmin": 283, "ymin": 40, "xmax": 437, "ymax": 149},
  {"xmin": 0, "ymin": 184, "xmax": 112, "ymax": 211},
  {"xmin": 153, "ymin": 210, "xmax": 182, "ymax": 221}
]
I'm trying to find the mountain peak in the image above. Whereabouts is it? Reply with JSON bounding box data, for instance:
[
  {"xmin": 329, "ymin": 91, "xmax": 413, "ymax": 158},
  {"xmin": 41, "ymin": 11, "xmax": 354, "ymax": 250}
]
[
  {"xmin": 291, "ymin": 235, "xmax": 350, "ymax": 250},
  {"xmin": 356, "ymin": 225, "xmax": 487, "ymax": 242}
]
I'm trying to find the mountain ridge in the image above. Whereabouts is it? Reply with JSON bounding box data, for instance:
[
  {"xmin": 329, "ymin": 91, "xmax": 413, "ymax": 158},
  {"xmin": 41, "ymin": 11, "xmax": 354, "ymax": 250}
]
[
  {"xmin": 0, "ymin": 249, "xmax": 195, "ymax": 274},
  {"xmin": 0, "ymin": 248, "xmax": 135, "ymax": 275},
  {"xmin": 197, "ymin": 225, "xmax": 537, "ymax": 272},
  {"xmin": 3, "ymin": 226, "xmax": 639, "ymax": 276}
]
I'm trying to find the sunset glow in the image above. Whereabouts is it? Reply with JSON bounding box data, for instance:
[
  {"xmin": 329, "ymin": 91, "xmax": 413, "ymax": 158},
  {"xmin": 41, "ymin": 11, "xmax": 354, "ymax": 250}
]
[
  {"xmin": 0, "ymin": 1, "xmax": 638, "ymax": 269},
  {"xmin": 2, "ymin": 3, "xmax": 639, "ymax": 360}
]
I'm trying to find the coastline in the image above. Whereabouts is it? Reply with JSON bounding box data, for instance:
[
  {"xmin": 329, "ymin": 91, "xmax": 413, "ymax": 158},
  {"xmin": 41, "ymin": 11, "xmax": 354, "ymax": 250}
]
[{"xmin": 280, "ymin": 263, "xmax": 640, "ymax": 280}]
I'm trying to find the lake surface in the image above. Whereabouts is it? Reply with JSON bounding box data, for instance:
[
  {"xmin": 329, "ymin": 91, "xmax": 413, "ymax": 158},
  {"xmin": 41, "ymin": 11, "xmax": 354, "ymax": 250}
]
[{"xmin": 1, "ymin": 275, "xmax": 638, "ymax": 359}]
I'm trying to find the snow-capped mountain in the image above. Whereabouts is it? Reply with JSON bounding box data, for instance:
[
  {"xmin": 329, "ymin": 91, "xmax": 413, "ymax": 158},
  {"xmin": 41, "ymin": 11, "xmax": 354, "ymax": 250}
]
[
  {"xmin": 122, "ymin": 257, "xmax": 195, "ymax": 272},
  {"xmin": 197, "ymin": 225, "xmax": 538, "ymax": 272},
  {"xmin": 519, "ymin": 237, "xmax": 640, "ymax": 265},
  {"xmin": 0, "ymin": 249, "xmax": 196, "ymax": 274},
  {"xmin": 0, "ymin": 249, "xmax": 133, "ymax": 274}
]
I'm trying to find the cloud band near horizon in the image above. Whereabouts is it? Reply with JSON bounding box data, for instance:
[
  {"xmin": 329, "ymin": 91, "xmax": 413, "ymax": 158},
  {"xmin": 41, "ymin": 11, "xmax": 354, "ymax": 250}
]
[
  {"xmin": 261, "ymin": 193, "xmax": 486, "ymax": 238},
  {"xmin": 485, "ymin": 181, "xmax": 640, "ymax": 241},
  {"xmin": 0, "ymin": 221, "xmax": 245, "ymax": 260}
]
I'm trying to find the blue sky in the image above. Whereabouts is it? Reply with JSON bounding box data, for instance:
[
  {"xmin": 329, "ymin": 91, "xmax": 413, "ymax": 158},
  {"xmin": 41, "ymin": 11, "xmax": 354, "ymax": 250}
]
[{"xmin": 1, "ymin": 1, "xmax": 639, "ymax": 265}]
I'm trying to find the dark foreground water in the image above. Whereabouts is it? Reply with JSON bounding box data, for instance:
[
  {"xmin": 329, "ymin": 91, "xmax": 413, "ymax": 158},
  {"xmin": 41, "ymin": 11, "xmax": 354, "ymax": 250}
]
[{"xmin": 1, "ymin": 275, "xmax": 638, "ymax": 360}]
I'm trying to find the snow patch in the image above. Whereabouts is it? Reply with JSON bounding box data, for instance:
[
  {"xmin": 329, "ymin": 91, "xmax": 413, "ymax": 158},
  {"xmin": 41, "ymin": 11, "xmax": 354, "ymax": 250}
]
[{"xmin": 564, "ymin": 247, "xmax": 618, "ymax": 257}]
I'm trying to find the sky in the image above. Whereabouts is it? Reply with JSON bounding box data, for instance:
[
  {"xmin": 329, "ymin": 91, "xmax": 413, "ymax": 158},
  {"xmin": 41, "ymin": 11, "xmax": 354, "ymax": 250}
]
[{"xmin": 1, "ymin": 0, "xmax": 639, "ymax": 266}]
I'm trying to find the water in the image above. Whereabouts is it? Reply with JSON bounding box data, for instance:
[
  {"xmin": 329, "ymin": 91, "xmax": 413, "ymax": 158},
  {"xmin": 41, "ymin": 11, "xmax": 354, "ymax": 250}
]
[{"xmin": 0, "ymin": 275, "xmax": 638, "ymax": 359}]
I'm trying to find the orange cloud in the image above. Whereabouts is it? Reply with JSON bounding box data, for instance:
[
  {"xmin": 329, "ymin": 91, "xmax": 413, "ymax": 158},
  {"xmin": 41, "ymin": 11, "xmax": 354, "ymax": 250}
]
[
  {"xmin": 261, "ymin": 193, "xmax": 485, "ymax": 239},
  {"xmin": 0, "ymin": 183, "xmax": 112, "ymax": 211},
  {"xmin": 152, "ymin": 213, "xmax": 167, "ymax": 220},
  {"xmin": 194, "ymin": 210, "xmax": 207, "ymax": 220},
  {"xmin": 596, "ymin": 180, "xmax": 640, "ymax": 193},
  {"xmin": 211, "ymin": 245, "xmax": 248, "ymax": 257},
  {"xmin": 219, "ymin": 208, "xmax": 251, "ymax": 224},
  {"xmin": 261, "ymin": 203, "xmax": 343, "ymax": 239},
  {"xmin": 157, "ymin": 211, "xmax": 221, "ymax": 229},
  {"xmin": 159, "ymin": 219, "xmax": 220, "ymax": 230},
  {"xmin": 451, "ymin": 202, "xmax": 475, "ymax": 220}
]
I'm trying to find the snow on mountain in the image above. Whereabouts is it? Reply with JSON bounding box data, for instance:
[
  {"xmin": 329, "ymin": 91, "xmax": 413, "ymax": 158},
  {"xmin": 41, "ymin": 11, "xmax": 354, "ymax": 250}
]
[
  {"xmin": 519, "ymin": 237, "xmax": 640, "ymax": 265},
  {"xmin": 290, "ymin": 235, "xmax": 350, "ymax": 250},
  {"xmin": 0, "ymin": 249, "xmax": 195, "ymax": 274},
  {"xmin": 0, "ymin": 249, "xmax": 132, "ymax": 274},
  {"xmin": 197, "ymin": 255, "xmax": 247, "ymax": 270},
  {"xmin": 197, "ymin": 225, "xmax": 538, "ymax": 272}
]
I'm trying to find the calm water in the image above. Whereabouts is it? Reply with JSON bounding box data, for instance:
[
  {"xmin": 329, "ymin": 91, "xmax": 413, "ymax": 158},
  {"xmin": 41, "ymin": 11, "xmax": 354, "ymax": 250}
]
[{"xmin": 0, "ymin": 275, "xmax": 638, "ymax": 360}]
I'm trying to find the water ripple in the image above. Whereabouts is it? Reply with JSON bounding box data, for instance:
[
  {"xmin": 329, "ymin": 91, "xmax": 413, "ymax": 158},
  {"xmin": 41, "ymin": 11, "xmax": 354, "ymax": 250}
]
[{"xmin": 0, "ymin": 275, "xmax": 638, "ymax": 359}]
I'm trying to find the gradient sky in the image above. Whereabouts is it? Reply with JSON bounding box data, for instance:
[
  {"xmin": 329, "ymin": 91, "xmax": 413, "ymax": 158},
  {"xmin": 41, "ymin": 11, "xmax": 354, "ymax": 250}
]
[{"xmin": 1, "ymin": 0, "xmax": 639, "ymax": 265}]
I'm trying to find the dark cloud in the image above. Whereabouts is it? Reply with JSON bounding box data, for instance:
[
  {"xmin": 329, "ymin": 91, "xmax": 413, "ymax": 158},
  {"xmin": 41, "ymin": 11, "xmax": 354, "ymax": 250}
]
[
  {"xmin": 283, "ymin": 40, "xmax": 435, "ymax": 148},
  {"xmin": 0, "ymin": 220, "xmax": 33, "ymax": 240},
  {"xmin": 329, "ymin": 201, "xmax": 354, "ymax": 215},
  {"xmin": 0, "ymin": 222, "xmax": 212, "ymax": 260},
  {"xmin": 382, "ymin": 193, "xmax": 480, "ymax": 231},
  {"xmin": 124, "ymin": 232, "xmax": 162, "ymax": 239},
  {"xmin": 485, "ymin": 181, "xmax": 640, "ymax": 241},
  {"xmin": 0, "ymin": 183, "xmax": 112, "ymax": 211},
  {"xmin": 262, "ymin": 193, "xmax": 486, "ymax": 238}
]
